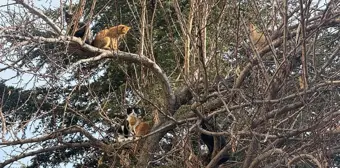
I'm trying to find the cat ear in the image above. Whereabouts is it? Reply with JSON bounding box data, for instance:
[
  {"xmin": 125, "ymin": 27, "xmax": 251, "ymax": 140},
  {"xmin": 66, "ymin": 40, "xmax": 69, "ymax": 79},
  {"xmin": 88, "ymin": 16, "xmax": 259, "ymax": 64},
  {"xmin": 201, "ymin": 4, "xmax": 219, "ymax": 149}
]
[
  {"xmin": 120, "ymin": 25, "xmax": 125, "ymax": 31},
  {"xmin": 131, "ymin": 111, "xmax": 137, "ymax": 116},
  {"xmin": 126, "ymin": 114, "xmax": 131, "ymax": 121}
]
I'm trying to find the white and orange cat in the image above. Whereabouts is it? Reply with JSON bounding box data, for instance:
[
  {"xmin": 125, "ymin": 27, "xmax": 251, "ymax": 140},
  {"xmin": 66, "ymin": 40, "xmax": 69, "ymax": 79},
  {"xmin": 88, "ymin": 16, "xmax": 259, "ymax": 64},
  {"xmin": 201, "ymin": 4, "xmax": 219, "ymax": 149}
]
[
  {"xmin": 126, "ymin": 111, "xmax": 151, "ymax": 153},
  {"xmin": 126, "ymin": 111, "xmax": 151, "ymax": 137},
  {"xmin": 249, "ymin": 23, "xmax": 267, "ymax": 49}
]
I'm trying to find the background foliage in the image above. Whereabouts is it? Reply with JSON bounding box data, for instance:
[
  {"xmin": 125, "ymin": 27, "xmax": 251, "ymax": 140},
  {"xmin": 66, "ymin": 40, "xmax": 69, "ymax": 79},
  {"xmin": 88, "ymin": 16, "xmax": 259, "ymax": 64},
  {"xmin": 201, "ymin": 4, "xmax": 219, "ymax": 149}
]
[{"xmin": 1, "ymin": 0, "xmax": 340, "ymax": 167}]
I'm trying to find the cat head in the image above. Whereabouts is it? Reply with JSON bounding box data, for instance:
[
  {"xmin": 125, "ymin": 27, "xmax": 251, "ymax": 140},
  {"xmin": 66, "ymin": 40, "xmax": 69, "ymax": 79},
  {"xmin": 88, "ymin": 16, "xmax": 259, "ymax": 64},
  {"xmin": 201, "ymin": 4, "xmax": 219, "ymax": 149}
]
[
  {"xmin": 117, "ymin": 25, "xmax": 131, "ymax": 34},
  {"xmin": 126, "ymin": 107, "xmax": 145, "ymax": 116},
  {"xmin": 126, "ymin": 111, "xmax": 138, "ymax": 126}
]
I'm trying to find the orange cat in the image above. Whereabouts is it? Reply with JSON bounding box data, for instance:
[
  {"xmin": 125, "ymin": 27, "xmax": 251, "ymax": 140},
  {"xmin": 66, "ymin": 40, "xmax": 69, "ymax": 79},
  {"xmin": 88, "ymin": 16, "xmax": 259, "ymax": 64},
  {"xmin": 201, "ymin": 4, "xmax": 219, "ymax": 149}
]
[
  {"xmin": 92, "ymin": 24, "xmax": 130, "ymax": 50},
  {"xmin": 126, "ymin": 112, "xmax": 151, "ymax": 137},
  {"xmin": 126, "ymin": 112, "xmax": 151, "ymax": 153},
  {"xmin": 249, "ymin": 23, "xmax": 266, "ymax": 49}
]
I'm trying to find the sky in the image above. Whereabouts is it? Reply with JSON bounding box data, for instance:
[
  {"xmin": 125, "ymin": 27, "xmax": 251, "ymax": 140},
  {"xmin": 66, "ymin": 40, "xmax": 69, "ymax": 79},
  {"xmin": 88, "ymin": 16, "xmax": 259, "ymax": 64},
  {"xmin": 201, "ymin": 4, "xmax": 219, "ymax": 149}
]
[
  {"xmin": 0, "ymin": 0, "xmax": 60, "ymax": 89},
  {"xmin": 0, "ymin": 1, "xmax": 75, "ymax": 167},
  {"xmin": 0, "ymin": 0, "xmax": 331, "ymax": 167}
]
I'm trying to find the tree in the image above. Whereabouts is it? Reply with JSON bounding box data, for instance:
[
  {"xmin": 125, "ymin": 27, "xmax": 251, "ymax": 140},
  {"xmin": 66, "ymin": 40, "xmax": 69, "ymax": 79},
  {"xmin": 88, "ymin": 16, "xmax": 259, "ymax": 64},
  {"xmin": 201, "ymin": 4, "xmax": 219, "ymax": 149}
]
[{"xmin": 1, "ymin": 0, "xmax": 340, "ymax": 167}]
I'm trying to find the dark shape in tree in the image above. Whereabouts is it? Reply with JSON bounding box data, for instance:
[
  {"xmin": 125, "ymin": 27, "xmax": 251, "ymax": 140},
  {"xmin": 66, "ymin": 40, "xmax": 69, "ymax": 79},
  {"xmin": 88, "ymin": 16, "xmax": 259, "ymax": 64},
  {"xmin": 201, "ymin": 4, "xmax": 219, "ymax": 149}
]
[
  {"xmin": 200, "ymin": 120, "xmax": 229, "ymax": 167},
  {"xmin": 64, "ymin": 9, "xmax": 91, "ymax": 44}
]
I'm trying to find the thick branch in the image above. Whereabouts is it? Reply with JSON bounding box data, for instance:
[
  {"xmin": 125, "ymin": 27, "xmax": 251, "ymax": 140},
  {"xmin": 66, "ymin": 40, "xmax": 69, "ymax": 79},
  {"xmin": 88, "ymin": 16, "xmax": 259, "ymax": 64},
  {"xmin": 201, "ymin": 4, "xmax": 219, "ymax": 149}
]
[
  {"xmin": 0, "ymin": 142, "xmax": 92, "ymax": 168},
  {"xmin": 0, "ymin": 126, "xmax": 107, "ymax": 150},
  {"xmin": 66, "ymin": 50, "xmax": 176, "ymax": 113},
  {"xmin": 251, "ymin": 102, "xmax": 304, "ymax": 128},
  {"xmin": 248, "ymin": 148, "xmax": 285, "ymax": 168},
  {"xmin": 288, "ymin": 154, "xmax": 322, "ymax": 168},
  {"xmin": 0, "ymin": 126, "xmax": 81, "ymax": 146},
  {"xmin": 206, "ymin": 142, "xmax": 231, "ymax": 168},
  {"xmin": 0, "ymin": 34, "xmax": 176, "ymax": 113}
]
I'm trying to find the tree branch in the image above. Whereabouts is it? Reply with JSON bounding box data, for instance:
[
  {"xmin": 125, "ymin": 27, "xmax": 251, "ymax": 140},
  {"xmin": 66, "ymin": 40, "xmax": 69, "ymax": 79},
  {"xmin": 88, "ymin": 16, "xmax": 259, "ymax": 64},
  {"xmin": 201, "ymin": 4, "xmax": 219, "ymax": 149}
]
[
  {"xmin": 14, "ymin": 0, "xmax": 62, "ymax": 34},
  {"xmin": 251, "ymin": 102, "xmax": 304, "ymax": 128},
  {"xmin": 0, "ymin": 34, "xmax": 176, "ymax": 114},
  {"xmin": 0, "ymin": 142, "xmax": 92, "ymax": 168},
  {"xmin": 288, "ymin": 154, "xmax": 322, "ymax": 168},
  {"xmin": 248, "ymin": 148, "xmax": 286, "ymax": 168}
]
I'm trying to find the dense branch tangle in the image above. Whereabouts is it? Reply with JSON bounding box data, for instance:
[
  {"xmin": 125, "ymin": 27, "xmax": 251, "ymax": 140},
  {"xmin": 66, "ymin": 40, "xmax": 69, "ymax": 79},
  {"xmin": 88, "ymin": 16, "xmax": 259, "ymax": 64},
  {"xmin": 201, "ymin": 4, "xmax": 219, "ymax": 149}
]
[{"xmin": 1, "ymin": 0, "xmax": 340, "ymax": 168}]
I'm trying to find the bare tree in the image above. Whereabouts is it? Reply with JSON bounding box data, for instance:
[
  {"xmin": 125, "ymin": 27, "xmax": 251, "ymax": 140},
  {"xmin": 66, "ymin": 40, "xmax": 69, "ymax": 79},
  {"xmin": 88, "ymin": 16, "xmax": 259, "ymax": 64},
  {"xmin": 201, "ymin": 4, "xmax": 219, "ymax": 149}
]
[{"xmin": 1, "ymin": 0, "xmax": 340, "ymax": 167}]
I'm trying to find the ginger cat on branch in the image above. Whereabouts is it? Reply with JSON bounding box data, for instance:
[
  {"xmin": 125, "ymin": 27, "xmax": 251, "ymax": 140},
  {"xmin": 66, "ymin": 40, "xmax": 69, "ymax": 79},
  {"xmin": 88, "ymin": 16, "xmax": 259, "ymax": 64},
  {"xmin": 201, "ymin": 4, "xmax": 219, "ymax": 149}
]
[
  {"xmin": 249, "ymin": 23, "xmax": 266, "ymax": 49},
  {"xmin": 92, "ymin": 24, "xmax": 130, "ymax": 50},
  {"xmin": 126, "ymin": 112, "xmax": 151, "ymax": 153},
  {"xmin": 127, "ymin": 112, "xmax": 151, "ymax": 137}
]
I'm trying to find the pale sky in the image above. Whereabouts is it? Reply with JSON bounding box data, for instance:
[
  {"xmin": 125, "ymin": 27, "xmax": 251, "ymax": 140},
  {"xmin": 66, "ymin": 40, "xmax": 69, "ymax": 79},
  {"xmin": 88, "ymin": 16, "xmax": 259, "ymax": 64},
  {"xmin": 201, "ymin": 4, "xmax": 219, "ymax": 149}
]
[
  {"xmin": 0, "ymin": 1, "xmax": 75, "ymax": 167},
  {"xmin": 0, "ymin": 0, "xmax": 60, "ymax": 89},
  {"xmin": 0, "ymin": 0, "xmax": 331, "ymax": 167}
]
